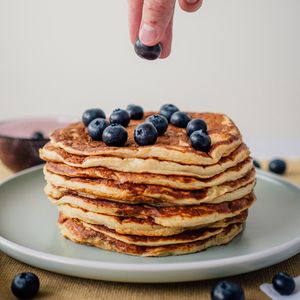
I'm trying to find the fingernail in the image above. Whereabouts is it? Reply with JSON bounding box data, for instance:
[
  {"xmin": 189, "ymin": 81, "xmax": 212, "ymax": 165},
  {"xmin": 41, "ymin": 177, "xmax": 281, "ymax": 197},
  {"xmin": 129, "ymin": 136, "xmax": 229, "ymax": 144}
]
[
  {"xmin": 185, "ymin": 0, "xmax": 198, "ymax": 4},
  {"xmin": 139, "ymin": 23, "xmax": 158, "ymax": 45}
]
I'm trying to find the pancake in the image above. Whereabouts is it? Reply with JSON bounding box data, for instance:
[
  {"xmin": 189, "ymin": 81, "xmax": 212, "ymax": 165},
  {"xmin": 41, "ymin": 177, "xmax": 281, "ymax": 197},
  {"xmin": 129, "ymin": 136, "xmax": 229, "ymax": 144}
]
[
  {"xmin": 43, "ymin": 165, "xmax": 255, "ymax": 205},
  {"xmin": 47, "ymin": 177, "xmax": 254, "ymax": 214},
  {"xmin": 40, "ymin": 143, "xmax": 250, "ymax": 178},
  {"xmin": 82, "ymin": 222, "xmax": 225, "ymax": 246},
  {"xmin": 46, "ymin": 173, "xmax": 255, "ymax": 209},
  {"xmin": 50, "ymin": 112, "xmax": 242, "ymax": 166},
  {"xmin": 48, "ymin": 185, "xmax": 254, "ymax": 224},
  {"xmin": 59, "ymin": 213, "xmax": 246, "ymax": 246},
  {"xmin": 55, "ymin": 193, "xmax": 254, "ymax": 231},
  {"xmin": 44, "ymin": 151, "xmax": 254, "ymax": 191},
  {"xmin": 59, "ymin": 218, "xmax": 243, "ymax": 256},
  {"xmin": 58, "ymin": 204, "xmax": 248, "ymax": 236}
]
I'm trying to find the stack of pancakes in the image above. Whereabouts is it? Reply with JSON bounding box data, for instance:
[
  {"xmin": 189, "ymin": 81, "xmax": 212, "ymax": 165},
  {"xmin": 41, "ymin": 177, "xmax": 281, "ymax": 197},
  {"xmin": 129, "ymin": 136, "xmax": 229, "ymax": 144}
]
[{"xmin": 40, "ymin": 112, "xmax": 256, "ymax": 257}]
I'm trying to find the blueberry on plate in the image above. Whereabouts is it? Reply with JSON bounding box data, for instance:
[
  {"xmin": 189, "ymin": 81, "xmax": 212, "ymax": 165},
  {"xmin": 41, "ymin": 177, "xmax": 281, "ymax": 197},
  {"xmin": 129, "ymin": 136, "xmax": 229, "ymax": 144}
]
[
  {"xmin": 186, "ymin": 119, "xmax": 207, "ymax": 136},
  {"xmin": 127, "ymin": 104, "xmax": 144, "ymax": 120},
  {"xmin": 145, "ymin": 114, "xmax": 168, "ymax": 135},
  {"xmin": 82, "ymin": 108, "xmax": 106, "ymax": 127},
  {"xmin": 170, "ymin": 111, "xmax": 191, "ymax": 128},
  {"xmin": 159, "ymin": 104, "xmax": 179, "ymax": 121},
  {"xmin": 211, "ymin": 280, "xmax": 245, "ymax": 300},
  {"xmin": 102, "ymin": 124, "xmax": 128, "ymax": 147},
  {"xmin": 11, "ymin": 272, "xmax": 40, "ymax": 300},
  {"xmin": 269, "ymin": 159, "xmax": 286, "ymax": 175},
  {"xmin": 31, "ymin": 131, "xmax": 45, "ymax": 140},
  {"xmin": 134, "ymin": 39, "xmax": 162, "ymax": 60},
  {"xmin": 253, "ymin": 159, "xmax": 261, "ymax": 169},
  {"xmin": 190, "ymin": 130, "xmax": 211, "ymax": 152},
  {"xmin": 272, "ymin": 272, "xmax": 295, "ymax": 295},
  {"xmin": 134, "ymin": 123, "xmax": 158, "ymax": 146},
  {"xmin": 109, "ymin": 108, "xmax": 131, "ymax": 127},
  {"xmin": 88, "ymin": 118, "xmax": 109, "ymax": 141}
]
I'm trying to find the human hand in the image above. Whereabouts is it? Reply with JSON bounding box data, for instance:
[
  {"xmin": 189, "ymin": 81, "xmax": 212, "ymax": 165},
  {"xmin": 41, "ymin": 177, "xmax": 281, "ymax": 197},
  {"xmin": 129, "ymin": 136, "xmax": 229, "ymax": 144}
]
[{"xmin": 128, "ymin": 0, "xmax": 203, "ymax": 59}]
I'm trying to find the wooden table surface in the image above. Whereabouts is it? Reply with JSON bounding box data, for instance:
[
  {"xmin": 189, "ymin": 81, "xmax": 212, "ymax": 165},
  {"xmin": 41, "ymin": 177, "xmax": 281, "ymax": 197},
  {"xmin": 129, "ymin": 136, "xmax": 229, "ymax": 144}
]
[{"xmin": 1, "ymin": 159, "xmax": 300, "ymax": 300}]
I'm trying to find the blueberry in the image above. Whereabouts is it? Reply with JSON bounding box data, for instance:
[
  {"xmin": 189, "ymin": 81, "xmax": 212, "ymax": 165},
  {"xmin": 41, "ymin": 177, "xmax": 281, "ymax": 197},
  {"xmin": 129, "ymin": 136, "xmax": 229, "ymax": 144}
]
[
  {"xmin": 134, "ymin": 123, "xmax": 158, "ymax": 146},
  {"xmin": 186, "ymin": 119, "xmax": 208, "ymax": 136},
  {"xmin": 109, "ymin": 108, "xmax": 131, "ymax": 127},
  {"xmin": 145, "ymin": 114, "xmax": 168, "ymax": 135},
  {"xmin": 11, "ymin": 272, "xmax": 40, "ymax": 300},
  {"xmin": 253, "ymin": 159, "xmax": 261, "ymax": 169},
  {"xmin": 211, "ymin": 280, "xmax": 245, "ymax": 300},
  {"xmin": 170, "ymin": 111, "xmax": 191, "ymax": 128},
  {"xmin": 102, "ymin": 124, "xmax": 128, "ymax": 147},
  {"xmin": 31, "ymin": 131, "xmax": 45, "ymax": 140},
  {"xmin": 269, "ymin": 159, "xmax": 286, "ymax": 175},
  {"xmin": 159, "ymin": 104, "xmax": 179, "ymax": 121},
  {"xmin": 272, "ymin": 272, "xmax": 295, "ymax": 295},
  {"xmin": 127, "ymin": 104, "xmax": 144, "ymax": 120},
  {"xmin": 134, "ymin": 39, "xmax": 162, "ymax": 60},
  {"xmin": 82, "ymin": 108, "xmax": 106, "ymax": 127},
  {"xmin": 88, "ymin": 118, "xmax": 109, "ymax": 141},
  {"xmin": 190, "ymin": 130, "xmax": 211, "ymax": 152}
]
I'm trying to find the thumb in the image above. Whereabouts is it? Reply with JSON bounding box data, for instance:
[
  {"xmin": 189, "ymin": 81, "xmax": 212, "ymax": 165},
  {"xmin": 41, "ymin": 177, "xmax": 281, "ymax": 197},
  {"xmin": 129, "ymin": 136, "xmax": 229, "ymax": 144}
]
[
  {"xmin": 178, "ymin": 0, "xmax": 203, "ymax": 12},
  {"xmin": 139, "ymin": 0, "xmax": 176, "ymax": 46}
]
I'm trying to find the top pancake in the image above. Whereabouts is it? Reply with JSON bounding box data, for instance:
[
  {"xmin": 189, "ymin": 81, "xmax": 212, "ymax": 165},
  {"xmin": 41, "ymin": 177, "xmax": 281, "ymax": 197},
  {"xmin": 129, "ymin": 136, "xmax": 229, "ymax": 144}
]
[
  {"xmin": 40, "ymin": 143, "xmax": 250, "ymax": 178},
  {"xmin": 50, "ymin": 112, "xmax": 242, "ymax": 165}
]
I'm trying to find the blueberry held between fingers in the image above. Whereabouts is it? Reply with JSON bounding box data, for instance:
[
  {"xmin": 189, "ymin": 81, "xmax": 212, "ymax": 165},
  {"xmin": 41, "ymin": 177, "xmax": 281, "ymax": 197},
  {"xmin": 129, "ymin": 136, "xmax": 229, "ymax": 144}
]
[
  {"xmin": 82, "ymin": 108, "xmax": 106, "ymax": 127},
  {"xmin": 31, "ymin": 131, "xmax": 45, "ymax": 140},
  {"xmin": 102, "ymin": 124, "xmax": 128, "ymax": 147},
  {"xmin": 88, "ymin": 118, "xmax": 109, "ymax": 141},
  {"xmin": 272, "ymin": 272, "xmax": 295, "ymax": 295},
  {"xmin": 145, "ymin": 115, "xmax": 168, "ymax": 135},
  {"xmin": 134, "ymin": 39, "xmax": 162, "ymax": 60},
  {"xmin": 253, "ymin": 159, "xmax": 261, "ymax": 169},
  {"xmin": 127, "ymin": 104, "xmax": 144, "ymax": 120},
  {"xmin": 159, "ymin": 104, "xmax": 179, "ymax": 121},
  {"xmin": 211, "ymin": 280, "xmax": 245, "ymax": 300},
  {"xmin": 269, "ymin": 159, "xmax": 286, "ymax": 175},
  {"xmin": 190, "ymin": 130, "xmax": 211, "ymax": 152},
  {"xmin": 11, "ymin": 272, "xmax": 40, "ymax": 300},
  {"xmin": 134, "ymin": 123, "xmax": 158, "ymax": 146},
  {"xmin": 186, "ymin": 119, "xmax": 208, "ymax": 136},
  {"xmin": 170, "ymin": 111, "xmax": 191, "ymax": 128},
  {"xmin": 109, "ymin": 109, "xmax": 131, "ymax": 127}
]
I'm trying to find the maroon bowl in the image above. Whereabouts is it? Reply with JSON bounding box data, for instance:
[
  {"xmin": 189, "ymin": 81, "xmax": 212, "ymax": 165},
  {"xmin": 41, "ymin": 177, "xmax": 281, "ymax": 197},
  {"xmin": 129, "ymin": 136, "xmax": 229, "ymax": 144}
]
[{"xmin": 0, "ymin": 117, "xmax": 77, "ymax": 172}]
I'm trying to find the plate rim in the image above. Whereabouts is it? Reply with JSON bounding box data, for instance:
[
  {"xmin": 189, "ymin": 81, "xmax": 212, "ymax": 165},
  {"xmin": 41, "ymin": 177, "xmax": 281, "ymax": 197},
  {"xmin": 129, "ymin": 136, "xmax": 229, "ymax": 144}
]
[{"xmin": 1, "ymin": 166, "xmax": 300, "ymax": 272}]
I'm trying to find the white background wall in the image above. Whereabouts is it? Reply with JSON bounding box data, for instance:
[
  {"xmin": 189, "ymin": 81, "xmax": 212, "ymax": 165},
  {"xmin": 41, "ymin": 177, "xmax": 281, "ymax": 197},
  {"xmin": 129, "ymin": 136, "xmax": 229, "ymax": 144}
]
[{"xmin": 0, "ymin": 0, "xmax": 299, "ymax": 157}]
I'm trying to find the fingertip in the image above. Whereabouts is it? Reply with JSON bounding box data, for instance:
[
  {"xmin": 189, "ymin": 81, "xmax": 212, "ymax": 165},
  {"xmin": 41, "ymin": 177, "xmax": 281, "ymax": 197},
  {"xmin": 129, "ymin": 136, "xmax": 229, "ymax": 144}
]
[
  {"xmin": 159, "ymin": 50, "xmax": 171, "ymax": 59},
  {"xmin": 159, "ymin": 42, "xmax": 170, "ymax": 59},
  {"xmin": 159, "ymin": 18, "xmax": 173, "ymax": 59},
  {"xmin": 179, "ymin": 0, "xmax": 203, "ymax": 13}
]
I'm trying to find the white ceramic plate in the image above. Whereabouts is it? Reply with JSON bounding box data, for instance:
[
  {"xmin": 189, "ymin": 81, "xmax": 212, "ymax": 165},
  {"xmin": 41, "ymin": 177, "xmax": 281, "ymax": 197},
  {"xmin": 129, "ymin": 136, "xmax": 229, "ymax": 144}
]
[{"xmin": 0, "ymin": 166, "xmax": 300, "ymax": 283}]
